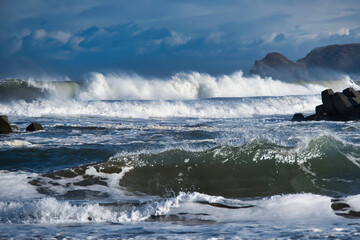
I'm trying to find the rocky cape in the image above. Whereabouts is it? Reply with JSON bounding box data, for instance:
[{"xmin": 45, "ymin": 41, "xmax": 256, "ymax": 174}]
[{"xmin": 250, "ymin": 43, "xmax": 360, "ymax": 81}]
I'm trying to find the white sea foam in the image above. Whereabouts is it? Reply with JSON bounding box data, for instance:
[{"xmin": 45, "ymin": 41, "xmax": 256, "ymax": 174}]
[
  {"xmin": 0, "ymin": 140, "xmax": 33, "ymax": 147},
  {"xmin": 0, "ymin": 191, "xmax": 346, "ymax": 224},
  {"xmin": 17, "ymin": 70, "xmax": 357, "ymax": 101},
  {"xmin": 0, "ymin": 95, "xmax": 321, "ymax": 118},
  {"xmin": 77, "ymin": 71, "xmax": 356, "ymax": 100},
  {"xmin": 162, "ymin": 192, "xmax": 338, "ymax": 223},
  {"xmin": 0, "ymin": 171, "xmax": 41, "ymax": 200}
]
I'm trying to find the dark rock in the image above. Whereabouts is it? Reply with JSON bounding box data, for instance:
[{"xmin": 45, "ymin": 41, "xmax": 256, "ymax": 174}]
[
  {"xmin": 291, "ymin": 113, "xmax": 304, "ymax": 122},
  {"xmin": 291, "ymin": 88, "xmax": 360, "ymax": 122},
  {"xmin": 321, "ymin": 89, "xmax": 337, "ymax": 116},
  {"xmin": 349, "ymin": 106, "xmax": 360, "ymax": 120},
  {"xmin": 332, "ymin": 92, "xmax": 353, "ymax": 116},
  {"xmin": 315, "ymin": 105, "xmax": 326, "ymax": 118},
  {"xmin": 250, "ymin": 52, "xmax": 307, "ymax": 81},
  {"xmin": 0, "ymin": 117, "xmax": 12, "ymax": 134},
  {"xmin": 343, "ymin": 88, "xmax": 360, "ymax": 98},
  {"xmin": 0, "ymin": 115, "xmax": 9, "ymax": 124},
  {"xmin": 331, "ymin": 202, "xmax": 350, "ymax": 211},
  {"xmin": 251, "ymin": 43, "xmax": 360, "ymax": 81},
  {"xmin": 304, "ymin": 114, "xmax": 318, "ymax": 121},
  {"xmin": 26, "ymin": 123, "xmax": 44, "ymax": 131}
]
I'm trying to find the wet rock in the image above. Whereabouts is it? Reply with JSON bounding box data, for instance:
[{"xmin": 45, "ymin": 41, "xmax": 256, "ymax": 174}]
[
  {"xmin": 349, "ymin": 106, "xmax": 360, "ymax": 120},
  {"xmin": 0, "ymin": 115, "xmax": 9, "ymax": 124},
  {"xmin": 292, "ymin": 87, "xmax": 360, "ymax": 122},
  {"xmin": 26, "ymin": 123, "xmax": 44, "ymax": 131},
  {"xmin": 291, "ymin": 113, "xmax": 304, "ymax": 122},
  {"xmin": 0, "ymin": 117, "xmax": 12, "ymax": 134},
  {"xmin": 332, "ymin": 92, "xmax": 353, "ymax": 116},
  {"xmin": 304, "ymin": 114, "xmax": 318, "ymax": 121},
  {"xmin": 315, "ymin": 105, "xmax": 326, "ymax": 118},
  {"xmin": 343, "ymin": 87, "xmax": 360, "ymax": 98}
]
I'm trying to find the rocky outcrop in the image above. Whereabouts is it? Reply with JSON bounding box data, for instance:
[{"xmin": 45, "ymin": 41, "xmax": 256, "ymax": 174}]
[
  {"xmin": 250, "ymin": 43, "xmax": 360, "ymax": 81},
  {"xmin": 0, "ymin": 116, "xmax": 43, "ymax": 133},
  {"xmin": 292, "ymin": 87, "xmax": 360, "ymax": 121},
  {"xmin": 0, "ymin": 115, "xmax": 12, "ymax": 134},
  {"xmin": 26, "ymin": 123, "xmax": 44, "ymax": 131},
  {"xmin": 250, "ymin": 52, "xmax": 308, "ymax": 81}
]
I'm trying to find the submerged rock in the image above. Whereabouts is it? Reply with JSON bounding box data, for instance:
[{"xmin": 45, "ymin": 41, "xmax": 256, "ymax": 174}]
[
  {"xmin": 0, "ymin": 116, "xmax": 12, "ymax": 134},
  {"xmin": 292, "ymin": 87, "xmax": 360, "ymax": 121},
  {"xmin": 26, "ymin": 123, "xmax": 44, "ymax": 131}
]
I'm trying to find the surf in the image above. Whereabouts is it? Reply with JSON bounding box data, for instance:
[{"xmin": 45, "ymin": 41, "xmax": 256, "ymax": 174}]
[{"xmin": 0, "ymin": 70, "xmax": 357, "ymax": 102}]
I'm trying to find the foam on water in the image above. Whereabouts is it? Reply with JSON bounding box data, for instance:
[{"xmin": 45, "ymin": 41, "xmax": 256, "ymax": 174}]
[
  {"xmin": 78, "ymin": 71, "xmax": 356, "ymax": 100},
  {"xmin": 0, "ymin": 140, "xmax": 34, "ymax": 147},
  {"xmin": 0, "ymin": 171, "xmax": 41, "ymax": 200},
  {"xmin": 0, "ymin": 95, "xmax": 322, "ymax": 118},
  {"xmin": 1, "ymin": 70, "xmax": 357, "ymax": 102},
  {"xmin": 0, "ymin": 191, "xmax": 345, "ymax": 225}
]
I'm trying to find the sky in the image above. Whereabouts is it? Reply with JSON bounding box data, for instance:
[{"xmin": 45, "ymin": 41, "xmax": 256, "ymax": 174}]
[{"xmin": 0, "ymin": 0, "xmax": 360, "ymax": 79}]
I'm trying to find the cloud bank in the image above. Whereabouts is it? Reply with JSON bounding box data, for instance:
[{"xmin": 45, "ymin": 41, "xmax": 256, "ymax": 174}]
[{"xmin": 0, "ymin": 0, "xmax": 359, "ymax": 79}]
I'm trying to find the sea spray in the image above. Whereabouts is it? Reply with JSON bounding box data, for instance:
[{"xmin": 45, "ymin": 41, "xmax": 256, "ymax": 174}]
[
  {"xmin": 0, "ymin": 95, "xmax": 321, "ymax": 118},
  {"xmin": 0, "ymin": 70, "xmax": 357, "ymax": 101}
]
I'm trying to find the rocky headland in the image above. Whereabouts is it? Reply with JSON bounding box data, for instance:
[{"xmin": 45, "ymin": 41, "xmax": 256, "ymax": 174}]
[{"xmin": 250, "ymin": 43, "xmax": 360, "ymax": 81}]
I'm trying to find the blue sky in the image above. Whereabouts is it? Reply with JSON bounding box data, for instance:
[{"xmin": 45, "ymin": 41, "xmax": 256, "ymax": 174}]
[{"xmin": 1, "ymin": 0, "xmax": 360, "ymax": 79}]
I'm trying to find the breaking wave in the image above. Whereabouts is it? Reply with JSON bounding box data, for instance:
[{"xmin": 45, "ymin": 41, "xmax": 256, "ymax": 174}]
[
  {"xmin": 0, "ymin": 71, "xmax": 357, "ymax": 101},
  {"xmin": 25, "ymin": 135, "xmax": 360, "ymax": 199},
  {"xmin": 0, "ymin": 95, "xmax": 321, "ymax": 118},
  {"xmin": 0, "ymin": 192, "xmax": 339, "ymax": 225}
]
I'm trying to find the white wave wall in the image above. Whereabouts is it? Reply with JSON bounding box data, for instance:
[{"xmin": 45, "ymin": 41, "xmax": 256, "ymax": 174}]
[
  {"xmin": 0, "ymin": 95, "xmax": 321, "ymax": 118},
  {"xmin": 77, "ymin": 71, "xmax": 357, "ymax": 100}
]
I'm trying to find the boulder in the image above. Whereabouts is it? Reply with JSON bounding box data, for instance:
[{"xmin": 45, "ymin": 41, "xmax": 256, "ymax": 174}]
[
  {"xmin": 0, "ymin": 115, "xmax": 9, "ymax": 124},
  {"xmin": 332, "ymin": 92, "xmax": 353, "ymax": 116},
  {"xmin": 304, "ymin": 114, "xmax": 318, "ymax": 121},
  {"xmin": 349, "ymin": 107, "xmax": 360, "ymax": 120},
  {"xmin": 343, "ymin": 88, "xmax": 360, "ymax": 98},
  {"xmin": 315, "ymin": 105, "xmax": 326, "ymax": 118},
  {"xmin": 26, "ymin": 123, "xmax": 44, "ymax": 132},
  {"xmin": 291, "ymin": 113, "xmax": 304, "ymax": 122},
  {"xmin": 0, "ymin": 117, "xmax": 12, "ymax": 134},
  {"xmin": 321, "ymin": 89, "xmax": 337, "ymax": 116}
]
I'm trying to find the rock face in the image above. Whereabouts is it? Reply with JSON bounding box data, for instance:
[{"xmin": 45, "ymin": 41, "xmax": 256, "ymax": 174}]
[
  {"xmin": 0, "ymin": 115, "xmax": 12, "ymax": 134},
  {"xmin": 250, "ymin": 44, "xmax": 360, "ymax": 81},
  {"xmin": 292, "ymin": 87, "xmax": 360, "ymax": 121},
  {"xmin": 26, "ymin": 123, "xmax": 44, "ymax": 131}
]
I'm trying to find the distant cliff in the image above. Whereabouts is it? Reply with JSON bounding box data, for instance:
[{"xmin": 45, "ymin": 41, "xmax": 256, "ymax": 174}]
[{"xmin": 250, "ymin": 43, "xmax": 360, "ymax": 81}]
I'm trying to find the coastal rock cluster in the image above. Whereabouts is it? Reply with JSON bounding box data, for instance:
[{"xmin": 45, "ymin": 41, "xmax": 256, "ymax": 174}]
[
  {"xmin": 0, "ymin": 115, "xmax": 43, "ymax": 134},
  {"xmin": 292, "ymin": 87, "xmax": 360, "ymax": 121}
]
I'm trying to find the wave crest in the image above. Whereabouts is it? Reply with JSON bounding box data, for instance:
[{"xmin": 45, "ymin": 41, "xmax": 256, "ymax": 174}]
[{"xmin": 0, "ymin": 70, "xmax": 357, "ymax": 101}]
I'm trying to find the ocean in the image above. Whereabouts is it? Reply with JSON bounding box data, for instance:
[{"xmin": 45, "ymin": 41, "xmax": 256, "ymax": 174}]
[{"xmin": 1, "ymin": 71, "xmax": 360, "ymax": 239}]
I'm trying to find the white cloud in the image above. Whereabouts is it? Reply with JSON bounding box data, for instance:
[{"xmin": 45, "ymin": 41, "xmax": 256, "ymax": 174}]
[
  {"xmin": 164, "ymin": 31, "xmax": 190, "ymax": 46},
  {"xmin": 337, "ymin": 27, "xmax": 350, "ymax": 36},
  {"xmin": 50, "ymin": 31, "xmax": 71, "ymax": 43},
  {"xmin": 33, "ymin": 29, "xmax": 71, "ymax": 43},
  {"xmin": 34, "ymin": 29, "xmax": 47, "ymax": 40},
  {"xmin": 205, "ymin": 32, "xmax": 224, "ymax": 44}
]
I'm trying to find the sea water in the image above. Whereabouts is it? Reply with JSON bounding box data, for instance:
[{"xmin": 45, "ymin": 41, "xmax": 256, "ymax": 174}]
[{"xmin": 1, "ymin": 71, "xmax": 360, "ymax": 239}]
